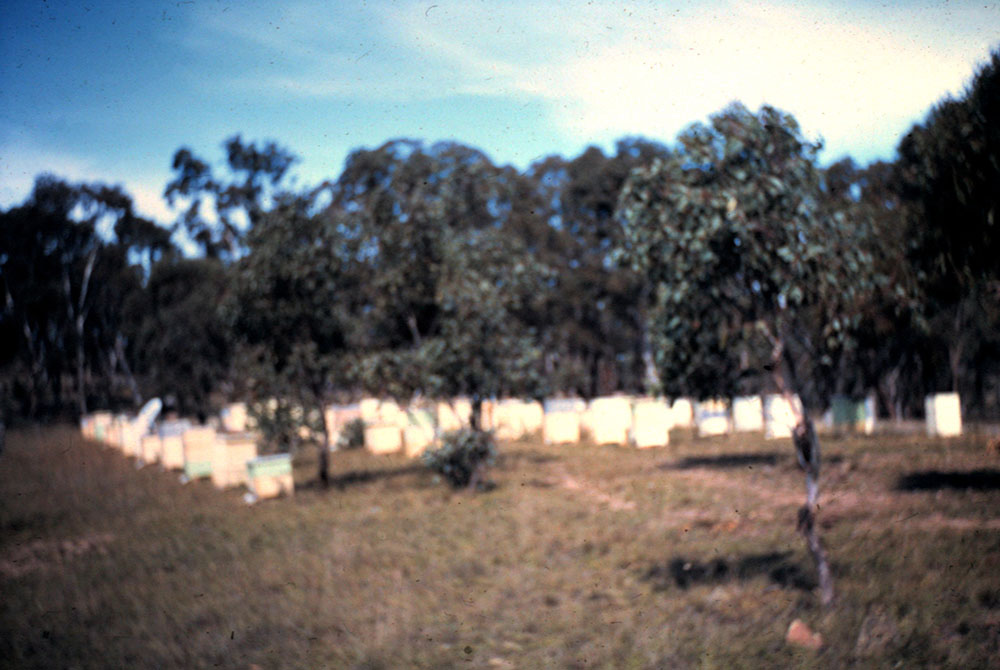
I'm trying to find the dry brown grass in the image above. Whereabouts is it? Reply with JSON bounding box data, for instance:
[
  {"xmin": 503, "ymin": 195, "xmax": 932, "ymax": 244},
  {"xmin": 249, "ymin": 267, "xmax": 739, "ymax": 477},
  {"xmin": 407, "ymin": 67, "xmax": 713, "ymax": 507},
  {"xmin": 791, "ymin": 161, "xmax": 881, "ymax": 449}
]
[{"xmin": 2, "ymin": 425, "xmax": 999, "ymax": 668}]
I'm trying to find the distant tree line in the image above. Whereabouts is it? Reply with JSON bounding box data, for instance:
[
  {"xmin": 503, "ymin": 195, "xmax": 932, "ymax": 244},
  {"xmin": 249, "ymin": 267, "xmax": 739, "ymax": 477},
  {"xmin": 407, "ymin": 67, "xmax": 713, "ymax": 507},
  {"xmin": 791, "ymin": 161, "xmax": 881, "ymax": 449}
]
[{"xmin": 2, "ymin": 48, "xmax": 998, "ymax": 435}]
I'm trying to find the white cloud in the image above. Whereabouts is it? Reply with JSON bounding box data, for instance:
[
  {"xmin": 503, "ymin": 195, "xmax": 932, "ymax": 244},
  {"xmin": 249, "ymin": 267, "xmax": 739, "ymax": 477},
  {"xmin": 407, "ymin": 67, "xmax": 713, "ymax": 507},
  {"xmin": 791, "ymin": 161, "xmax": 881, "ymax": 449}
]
[
  {"xmin": 0, "ymin": 133, "xmax": 177, "ymax": 224},
  {"xmin": 378, "ymin": 0, "xmax": 999, "ymax": 160}
]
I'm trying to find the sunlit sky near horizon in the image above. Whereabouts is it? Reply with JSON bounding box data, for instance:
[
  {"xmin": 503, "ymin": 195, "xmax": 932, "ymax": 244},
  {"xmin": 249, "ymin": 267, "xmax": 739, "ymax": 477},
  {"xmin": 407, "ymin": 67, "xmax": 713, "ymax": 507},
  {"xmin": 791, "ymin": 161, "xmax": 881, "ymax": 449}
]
[{"xmin": 1, "ymin": 0, "xmax": 998, "ymax": 225}]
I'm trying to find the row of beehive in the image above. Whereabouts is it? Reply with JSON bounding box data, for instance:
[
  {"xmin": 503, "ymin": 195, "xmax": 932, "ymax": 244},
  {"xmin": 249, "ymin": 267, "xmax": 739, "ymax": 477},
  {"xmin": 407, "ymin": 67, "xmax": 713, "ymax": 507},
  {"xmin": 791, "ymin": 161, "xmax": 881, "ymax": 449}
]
[
  {"xmin": 79, "ymin": 413, "xmax": 294, "ymax": 501},
  {"xmin": 322, "ymin": 391, "xmax": 963, "ymax": 454}
]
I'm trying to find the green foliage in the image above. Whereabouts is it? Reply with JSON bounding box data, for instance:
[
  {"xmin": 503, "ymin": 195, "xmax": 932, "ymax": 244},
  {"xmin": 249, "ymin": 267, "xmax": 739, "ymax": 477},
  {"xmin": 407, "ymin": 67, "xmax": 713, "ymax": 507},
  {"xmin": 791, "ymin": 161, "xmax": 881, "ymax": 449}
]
[
  {"xmin": 616, "ymin": 103, "xmax": 879, "ymax": 403},
  {"xmin": 124, "ymin": 258, "xmax": 231, "ymax": 418},
  {"xmin": 421, "ymin": 428, "xmax": 497, "ymax": 488},
  {"xmin": 336, "ymin": 141, "xmax": 549, "ymax": 414},
  {"xmin": 246, "ymin": 397, "xmax": 302, "ymax": 454},
  {"xmin": 336, "ymin": 418, "xmax": 366, "ymax": 450}
]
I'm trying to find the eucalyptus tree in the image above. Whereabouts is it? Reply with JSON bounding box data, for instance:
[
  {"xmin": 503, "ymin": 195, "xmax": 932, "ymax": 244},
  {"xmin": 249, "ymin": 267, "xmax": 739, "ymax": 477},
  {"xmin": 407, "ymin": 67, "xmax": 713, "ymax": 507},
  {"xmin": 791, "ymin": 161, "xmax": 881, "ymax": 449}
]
[
  {"xmin": 333, "ymin": 139, "xmax": 547, "ymax": 429},
  {"xmin": 897, "ymin": 49, "xmax": 1000, "ymax": 402},
  {"xmin": 165, "ymin": 135, "xmax": 297, "ymax": 261},
  {"xmin": 0, "ymin": 176, "xmax": 148, "ymax": 417},
  {"xmin": 617, "ymin": 103, "xmax": 882, "ymax": 606},
  {"xmin": 226, "ymin": 191, "xmax": 363, "ymax": 485},
  {"xmin": 524, "ymin": 138, "xmax": 672, "ymax": 396}
]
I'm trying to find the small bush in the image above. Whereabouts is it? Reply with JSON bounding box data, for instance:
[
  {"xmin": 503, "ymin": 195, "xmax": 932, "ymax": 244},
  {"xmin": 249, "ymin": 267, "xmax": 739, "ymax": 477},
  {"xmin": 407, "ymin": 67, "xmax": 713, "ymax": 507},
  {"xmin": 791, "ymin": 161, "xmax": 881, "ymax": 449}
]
[
  {"xmin": 422, "ymin": 428, "xmax": 496, "ymax": 489},
  {"xmin": 336, "ymin": 418, "xmax": 366, "ymax": 450}
]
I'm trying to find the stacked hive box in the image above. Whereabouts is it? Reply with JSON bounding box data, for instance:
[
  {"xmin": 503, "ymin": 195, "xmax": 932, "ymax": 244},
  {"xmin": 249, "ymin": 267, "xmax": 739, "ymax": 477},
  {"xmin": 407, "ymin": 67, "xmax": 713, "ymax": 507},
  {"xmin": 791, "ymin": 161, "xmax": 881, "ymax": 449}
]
[
  {"xmin": 120, "ymin": 420, "xmax": 142, "ymax": 458},
  {"xmin": 588, "ymin": 397, "xmax": 633, "ymax": 446},
  {"xmin": 140, "ymin": 433, "xmax": 162, "ymax": 465},
  {"xmin": 246, "ymin": 453, "xmax": 294, "ymax": 500},
  {"xmin": 671, "ymin": 398, "xmax": 695, "ymax": 429},
  {"xmin": 543, "ymin": 398, "xmax": 583, "ymax": 445},
  {"xmin": 159, "ymin": 421, "xmax": 188, "ymax": 470},
  {"xmin": 764, "ymin": 394, "xmax": 803, "ymax": 439},
  {"xmin": 211, "ymin": 433, "xmax": 258, "ymax": 489},
  {"xmin": 695, "ymin": 399, "xmax": 731, "ymax": 437},
  {"xmin": 832, "ymin": 395, "xmax": 876, "ymax": 434},
  {"xmin": 182, "ymin": 426, "xmax": 216, "ymax": 480},
  {"xmin": 925, "ymin": 392, "xmax": 962, "ymax": 437},
  {"xmin": 732, "ymin": 396, "xmax": 764, "ymax": 432},
  {"xmin": 631, "ymin": 398, "xmax": 672, "ymax": 448}
]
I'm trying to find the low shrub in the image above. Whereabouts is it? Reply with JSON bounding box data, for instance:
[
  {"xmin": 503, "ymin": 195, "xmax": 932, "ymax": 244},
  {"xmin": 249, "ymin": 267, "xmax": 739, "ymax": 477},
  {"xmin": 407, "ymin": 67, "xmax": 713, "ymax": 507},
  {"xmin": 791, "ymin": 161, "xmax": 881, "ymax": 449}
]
[
  {"xmin": 336, "ymin": 418, "xmax": 366, "ymax": 450},
  {"xmin": 422, "ymin": 428, "xmax": 496, "ymax": 489}
]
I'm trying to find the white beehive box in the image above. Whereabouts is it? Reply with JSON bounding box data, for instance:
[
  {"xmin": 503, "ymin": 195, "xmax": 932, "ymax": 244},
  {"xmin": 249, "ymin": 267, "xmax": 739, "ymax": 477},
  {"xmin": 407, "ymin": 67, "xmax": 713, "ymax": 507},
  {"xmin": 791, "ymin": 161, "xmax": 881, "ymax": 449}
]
[
  {"xmin": 764, "ymin": 394, "xmax": 803, "ymax": 439},
  {"xmin": 588, "ymin": 396, "xmax": 633, "ymax": 446},
  {"xmin": 695, "ymin": 399, "xmax": 731, "ymax": 437},
  {"xmin": 211, "ymin": 432, "xmax": 258, "ymax": 489},
  {"xmin": 671, "ymin": 398, "xmax": 695, "ymax": 428},
  {"xmin": 925, "ymin": 392, "xmax": 962, "ymax": 437},
  {"xmin": 732, "ymin": 395, "xmax": 764, "ymax": 432},
  {"xmin": 631, "ymin": 398, "xmax": 672, "ymax": 448},
  {"xmin": 543, "ymin": 399, "xmax": 583, "ymax": 445},
  {"xmin": 365, "ymin": 424, "xmax": 403, "ymax": 454}
]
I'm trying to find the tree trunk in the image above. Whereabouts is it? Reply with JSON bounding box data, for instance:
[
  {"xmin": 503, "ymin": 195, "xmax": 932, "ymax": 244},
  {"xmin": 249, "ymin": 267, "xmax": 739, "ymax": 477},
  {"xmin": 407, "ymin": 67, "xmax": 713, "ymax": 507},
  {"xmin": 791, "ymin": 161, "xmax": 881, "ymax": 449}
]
[
  {"xmin": 317, "ymin": 400, "xmax": 330, "ymax": 488},
  {"xmin": 779, "ymin": 345, "xmax": 835, "ymax": 607},
  {"xmin": 791, "ymin": 413, "xmax": 835, "ymax": 607},
  {"xmin": 470, "ymin": 396, "xmax": 483, "ymax": 432}
]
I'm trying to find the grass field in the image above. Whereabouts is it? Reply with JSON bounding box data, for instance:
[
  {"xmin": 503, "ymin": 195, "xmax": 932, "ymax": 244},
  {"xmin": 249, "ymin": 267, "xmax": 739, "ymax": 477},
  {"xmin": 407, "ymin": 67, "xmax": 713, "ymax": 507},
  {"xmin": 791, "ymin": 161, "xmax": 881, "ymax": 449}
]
[{"xmin": 2, "ymin": 425, "xmax": 999, "ymax": 669}]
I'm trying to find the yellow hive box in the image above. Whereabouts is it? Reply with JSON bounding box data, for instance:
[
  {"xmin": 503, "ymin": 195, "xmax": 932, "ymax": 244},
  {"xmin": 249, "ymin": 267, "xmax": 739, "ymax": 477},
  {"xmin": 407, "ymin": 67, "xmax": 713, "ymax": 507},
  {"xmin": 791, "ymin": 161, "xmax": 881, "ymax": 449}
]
[
  {"xmin": 120, "ymin": 421, "xmax": 143, "ymax": 458},
  {"xmin": 247, "ymin": 454, "xmax": 294, "ymax": 500},
  {"xmin": 140, "ymin": 434, "xmax": 161, "ymax": 464},
  {"xmin": 211, "ymin": 433, "xmax": 258, "ymax": 489},
  {"xmin": 365, "ymin": 424, "xmax": 403, "ymax": 454},
  {"xmin": 160, "ymin": 434, "xmax": 185, "ymax": 470},
  {"xmin": 182, "ymin": 426, "xmax": 216, "ymax": 479}
]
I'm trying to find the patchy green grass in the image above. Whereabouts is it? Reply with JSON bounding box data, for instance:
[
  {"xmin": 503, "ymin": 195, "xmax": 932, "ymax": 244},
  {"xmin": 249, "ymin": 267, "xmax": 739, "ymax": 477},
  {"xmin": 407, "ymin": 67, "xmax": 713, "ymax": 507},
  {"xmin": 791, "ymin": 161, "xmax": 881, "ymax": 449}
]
[{"xmin": 2, "ymin": 425, "xmax": 999, "ymax": 668}]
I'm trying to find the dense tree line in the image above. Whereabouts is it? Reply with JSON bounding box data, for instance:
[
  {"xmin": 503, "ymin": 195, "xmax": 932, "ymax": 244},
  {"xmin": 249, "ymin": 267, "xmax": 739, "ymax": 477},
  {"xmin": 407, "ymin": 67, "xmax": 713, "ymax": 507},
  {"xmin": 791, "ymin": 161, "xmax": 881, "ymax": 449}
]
[{"xmin": 2, "ymin": 48, "xmax": 998, "ymax": 436}]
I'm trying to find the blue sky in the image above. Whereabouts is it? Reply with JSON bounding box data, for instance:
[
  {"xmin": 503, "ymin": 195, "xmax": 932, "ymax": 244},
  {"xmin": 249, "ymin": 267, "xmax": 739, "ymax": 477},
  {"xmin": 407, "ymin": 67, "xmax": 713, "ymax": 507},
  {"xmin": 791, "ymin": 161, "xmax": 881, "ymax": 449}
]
[{"xmin": 1, "ymin": 0, "xmax": 997, "ymax": 224}]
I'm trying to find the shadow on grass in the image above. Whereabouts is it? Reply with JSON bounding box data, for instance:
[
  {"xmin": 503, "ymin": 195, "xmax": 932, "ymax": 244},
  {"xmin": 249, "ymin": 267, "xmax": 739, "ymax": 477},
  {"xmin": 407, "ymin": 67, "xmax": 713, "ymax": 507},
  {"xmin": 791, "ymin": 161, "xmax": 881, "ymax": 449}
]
[
  {"xmin": 298, "ymin": 463, "xmax": 426, "ymax": 492},
  {"xmin": 661, "ymin": 452, "xmax": 786, "ymax": 470},
  {"xmin": 896, "ymin": 469, "xmax": 1000, "ymax": 492},
  {"xmin": 642, "ymin": 551, "xmax": 815, "ymax": 592}
]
